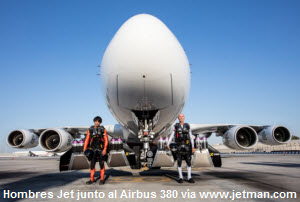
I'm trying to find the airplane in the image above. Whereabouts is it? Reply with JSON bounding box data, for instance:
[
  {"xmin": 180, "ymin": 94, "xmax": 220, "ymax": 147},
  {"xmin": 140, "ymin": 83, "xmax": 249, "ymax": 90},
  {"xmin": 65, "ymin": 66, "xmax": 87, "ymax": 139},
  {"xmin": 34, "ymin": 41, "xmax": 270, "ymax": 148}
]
[{"xmin": 6, "ymin": 14, "xmax": 291, "ymax": 171}]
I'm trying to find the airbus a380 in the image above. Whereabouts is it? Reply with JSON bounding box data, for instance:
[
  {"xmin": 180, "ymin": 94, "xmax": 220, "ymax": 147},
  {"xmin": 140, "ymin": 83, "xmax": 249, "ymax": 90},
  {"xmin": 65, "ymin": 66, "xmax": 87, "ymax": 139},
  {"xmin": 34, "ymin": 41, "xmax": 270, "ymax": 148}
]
[{"xmin": 6, "ymin": 14, "xmax": 291, "ymax": 170}]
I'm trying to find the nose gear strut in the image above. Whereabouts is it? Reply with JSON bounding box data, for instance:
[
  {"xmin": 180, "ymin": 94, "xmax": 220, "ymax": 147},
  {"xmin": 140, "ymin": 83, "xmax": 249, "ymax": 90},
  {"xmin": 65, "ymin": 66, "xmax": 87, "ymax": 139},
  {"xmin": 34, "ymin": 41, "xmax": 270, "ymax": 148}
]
[{"xmin": 138, "ymin": 119, "xmax": 155, "ymax": 161}]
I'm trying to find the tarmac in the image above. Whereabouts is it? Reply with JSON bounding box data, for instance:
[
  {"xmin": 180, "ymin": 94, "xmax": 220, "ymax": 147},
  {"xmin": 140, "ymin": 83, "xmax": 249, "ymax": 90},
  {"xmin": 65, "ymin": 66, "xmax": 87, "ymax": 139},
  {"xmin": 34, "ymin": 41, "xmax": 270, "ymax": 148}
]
[{"xmin": 0, "ymin": 154, "xmax": 299, "ymax": 201}]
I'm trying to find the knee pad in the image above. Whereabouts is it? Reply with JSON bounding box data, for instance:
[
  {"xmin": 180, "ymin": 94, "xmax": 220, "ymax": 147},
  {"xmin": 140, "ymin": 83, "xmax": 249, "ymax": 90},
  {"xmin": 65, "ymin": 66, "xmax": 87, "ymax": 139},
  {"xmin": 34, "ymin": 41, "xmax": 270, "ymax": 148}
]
[
  {"xmin": 90, "ymin": 161, "xmax": 96, "ymax": 170},
  {"xmin": 99, "ymin": 160, "xmax": 105, "ymax": 169},
  {"xmin": 186, "ymin": 156, "xmax": 192, "ymax": 167},
  {"xmin": 177, "ymin": 158, "xmax": 182, "ymax": 167}
]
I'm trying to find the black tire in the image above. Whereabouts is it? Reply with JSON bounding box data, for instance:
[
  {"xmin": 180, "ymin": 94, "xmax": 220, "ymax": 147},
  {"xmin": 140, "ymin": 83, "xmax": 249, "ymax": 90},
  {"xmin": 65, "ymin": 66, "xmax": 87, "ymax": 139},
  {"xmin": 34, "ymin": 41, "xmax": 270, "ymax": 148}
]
[
  {"xmin": 150, "ymin": 167, "xmax": 161, "ymax": 169},
  {"xmin": 59, "ymin": 148, "xmax": 72, "ymax": 172},
  {"xmin": 132, "ymin": 146, "xmax": 141, "ymax": 169},
  {"xmin": 208, "ymin": 144, "xmax": 222, "ymax": 167},
  {"xmin": 212, "ymin": 154, "xmax": 222, "ymax": 167}
]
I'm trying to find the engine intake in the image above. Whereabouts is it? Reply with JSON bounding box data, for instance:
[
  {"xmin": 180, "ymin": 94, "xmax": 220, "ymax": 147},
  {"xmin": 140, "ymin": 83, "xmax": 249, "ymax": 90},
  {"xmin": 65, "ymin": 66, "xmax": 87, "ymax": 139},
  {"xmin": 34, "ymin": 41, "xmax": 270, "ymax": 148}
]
[
  {"xmin": 258, "ymin": 126, "xmax": 291, "ymax": 145},
  {"xmin": 39, "ymin": 128, "xmax": 73, "ymax": 152},
  {"xmin": 7, "ymin": 130, "xmax": 39, "ymax": 149},
  {"xmin": 223, "ymin": 126, "xmax": 258, "ymax": 150}
]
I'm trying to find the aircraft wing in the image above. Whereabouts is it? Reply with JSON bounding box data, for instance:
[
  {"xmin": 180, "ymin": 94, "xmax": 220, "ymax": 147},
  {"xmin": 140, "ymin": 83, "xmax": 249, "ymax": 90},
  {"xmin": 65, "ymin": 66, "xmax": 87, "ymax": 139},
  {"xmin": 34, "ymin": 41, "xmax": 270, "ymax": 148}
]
[
  {"xmin": 6, "ymin": 124, "xmax": 123, "ymax": 152},
  {"xmin": 30, "ymin": 125, "xmax": 123, "ymax": 136},
  {"xmin": 190, "ymin": 124, "xmax": 291, "ymax": 150}
]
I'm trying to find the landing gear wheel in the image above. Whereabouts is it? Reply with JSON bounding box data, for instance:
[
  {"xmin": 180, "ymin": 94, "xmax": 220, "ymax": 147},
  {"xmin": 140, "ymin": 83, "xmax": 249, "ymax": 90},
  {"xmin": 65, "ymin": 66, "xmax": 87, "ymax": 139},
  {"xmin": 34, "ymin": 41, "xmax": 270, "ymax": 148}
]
[
  {"xmin": 132, "ymin": 146, "xmax": 141, "ymax": 169},
  {"xmin": 212, "ymin": 154, "xmax": 222, "ymax": 167},
  {"xmin": 208, "ymin": 147, "xmax": 222, "ymax": 167},
  {"xmin": 150, "ymin": 167, "xmax": 161, "ymax": 170}
]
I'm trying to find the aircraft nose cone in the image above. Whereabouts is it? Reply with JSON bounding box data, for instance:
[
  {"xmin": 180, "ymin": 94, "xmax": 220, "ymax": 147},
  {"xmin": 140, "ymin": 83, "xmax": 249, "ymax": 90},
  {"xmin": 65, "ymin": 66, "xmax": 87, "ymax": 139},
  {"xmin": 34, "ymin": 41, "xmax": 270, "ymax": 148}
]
[
  {"xmin": 101, "ymin": 13, "xmax": 190, "ymax": 75},
  {"xmin": 101, "ymin": 14, "xmax": 191, "ymax": 110}
]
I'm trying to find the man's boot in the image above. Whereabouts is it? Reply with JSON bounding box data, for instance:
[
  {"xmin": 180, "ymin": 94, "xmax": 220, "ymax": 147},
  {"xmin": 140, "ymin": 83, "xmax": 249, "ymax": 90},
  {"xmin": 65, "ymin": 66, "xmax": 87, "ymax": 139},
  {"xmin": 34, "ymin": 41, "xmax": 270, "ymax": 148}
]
[{"xmin": 86, "ymin": 179, "xmax": 95, "ymax": 185}]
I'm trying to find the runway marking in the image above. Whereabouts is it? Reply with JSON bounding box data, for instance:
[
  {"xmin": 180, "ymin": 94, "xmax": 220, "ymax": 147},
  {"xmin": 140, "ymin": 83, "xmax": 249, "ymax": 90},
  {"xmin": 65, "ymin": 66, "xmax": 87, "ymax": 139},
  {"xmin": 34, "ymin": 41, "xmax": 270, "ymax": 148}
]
[{"xmin": 108, "ymin": 176, "xmax": 171, "ymax": 182}]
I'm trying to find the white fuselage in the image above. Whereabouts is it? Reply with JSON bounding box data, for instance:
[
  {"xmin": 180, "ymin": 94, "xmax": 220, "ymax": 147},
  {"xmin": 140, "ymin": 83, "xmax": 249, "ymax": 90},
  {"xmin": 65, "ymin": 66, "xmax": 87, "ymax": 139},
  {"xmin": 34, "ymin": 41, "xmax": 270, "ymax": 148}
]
[{"xmin": 100, "ymin": 14, "xmax": 190, "ymax": 143}]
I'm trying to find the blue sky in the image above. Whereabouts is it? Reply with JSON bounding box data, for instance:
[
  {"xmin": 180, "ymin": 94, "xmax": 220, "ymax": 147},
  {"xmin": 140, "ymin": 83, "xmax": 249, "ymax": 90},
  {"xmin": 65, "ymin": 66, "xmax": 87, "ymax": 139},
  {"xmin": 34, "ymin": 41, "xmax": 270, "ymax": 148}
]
[{"xmin": 0, "ymin": 0, "xmax": 299, "ymax": 153}]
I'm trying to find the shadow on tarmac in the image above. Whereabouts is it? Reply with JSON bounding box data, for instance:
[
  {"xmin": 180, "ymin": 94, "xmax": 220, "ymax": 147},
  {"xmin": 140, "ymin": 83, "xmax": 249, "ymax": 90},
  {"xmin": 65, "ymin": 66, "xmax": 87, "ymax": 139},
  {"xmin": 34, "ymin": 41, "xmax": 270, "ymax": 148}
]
[{"xmin": 241, "ymin": 162, "xmax": 300, "ymax": 168}]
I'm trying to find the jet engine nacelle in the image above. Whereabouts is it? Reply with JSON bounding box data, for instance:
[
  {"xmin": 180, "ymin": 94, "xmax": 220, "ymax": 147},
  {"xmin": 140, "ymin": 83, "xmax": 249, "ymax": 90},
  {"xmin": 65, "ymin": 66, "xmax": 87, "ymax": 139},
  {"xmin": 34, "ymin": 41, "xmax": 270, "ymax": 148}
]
[
  {"xmin": 39, "ymin": 128, "xmax": 73, "ymax": 152},
  {"xmin": 7, "ymin": 130, "xmax": 39, "ymax": 149},
  {"xmin": 223, "ymin": 126, "xmax": 258, "ymax": 150},
  {"xmin": 258, "ymin": 126, "xmax": 291, "ymax": 145}
]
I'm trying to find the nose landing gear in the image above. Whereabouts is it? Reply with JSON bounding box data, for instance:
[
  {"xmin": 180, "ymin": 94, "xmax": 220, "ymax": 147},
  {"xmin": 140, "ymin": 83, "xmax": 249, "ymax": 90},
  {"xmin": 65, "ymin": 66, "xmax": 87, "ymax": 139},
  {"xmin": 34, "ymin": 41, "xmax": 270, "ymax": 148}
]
[
  {"xmin": 138, "ymin": 119, "xmax": 155, "ymax": 163},
  {"xmin": 131, "ymin": 110, "xmax": 160, "ymax": 169}
]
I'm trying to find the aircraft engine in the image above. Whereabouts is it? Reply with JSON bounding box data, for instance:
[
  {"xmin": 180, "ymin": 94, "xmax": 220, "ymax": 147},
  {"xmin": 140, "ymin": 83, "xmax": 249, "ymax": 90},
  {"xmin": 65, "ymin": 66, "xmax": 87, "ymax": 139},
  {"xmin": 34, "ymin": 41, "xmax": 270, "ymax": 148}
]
[
  {"xmin": 7, "ymin": 130, "xmax": 39, "ymax": 149},
  {"xmin": 222, "ymin": 126, "xmax": 258, "ymax": 150},
  {"xmin": 39, "ymin": 128, "xmax": 73, "ymax": 152},
  {"xmin": 258, "ymin": 126, "xmax": 291, "ymax": 145}
]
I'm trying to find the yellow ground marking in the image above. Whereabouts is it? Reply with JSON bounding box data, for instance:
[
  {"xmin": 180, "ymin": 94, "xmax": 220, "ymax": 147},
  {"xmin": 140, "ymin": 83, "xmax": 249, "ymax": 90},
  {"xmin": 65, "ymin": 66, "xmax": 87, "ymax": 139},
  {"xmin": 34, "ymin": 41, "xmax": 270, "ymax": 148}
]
[{"xmin": 141, "ymin": 166, "xmax": 149, "ymax": 171}]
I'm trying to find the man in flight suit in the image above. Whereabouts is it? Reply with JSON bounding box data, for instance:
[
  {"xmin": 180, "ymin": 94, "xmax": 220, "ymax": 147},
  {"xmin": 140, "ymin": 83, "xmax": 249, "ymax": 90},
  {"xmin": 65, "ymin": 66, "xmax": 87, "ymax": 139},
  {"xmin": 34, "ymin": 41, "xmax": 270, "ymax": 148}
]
[
  {"xmin": 83, "ymin": 116, "xmax": 108, "ymax": 185},
  {"xmin": 167, "ymin": 113, "xmax": 195, "ymax": 183}
]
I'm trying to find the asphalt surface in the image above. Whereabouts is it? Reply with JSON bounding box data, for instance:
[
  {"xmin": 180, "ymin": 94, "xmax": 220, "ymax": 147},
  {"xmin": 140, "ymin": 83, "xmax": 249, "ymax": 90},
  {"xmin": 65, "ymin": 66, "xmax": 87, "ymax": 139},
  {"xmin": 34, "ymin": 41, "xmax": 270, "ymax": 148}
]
[{"xmin": 0, "ymin": 154, "xmax": 299, "ymax": 201}]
